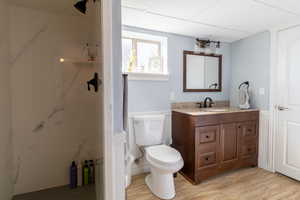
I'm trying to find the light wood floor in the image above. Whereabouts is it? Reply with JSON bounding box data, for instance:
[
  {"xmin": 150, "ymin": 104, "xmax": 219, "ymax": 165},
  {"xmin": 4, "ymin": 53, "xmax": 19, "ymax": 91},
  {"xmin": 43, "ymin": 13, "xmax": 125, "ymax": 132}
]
[{"xmin": 127, "ymin": 168, "xmax": 300, "ymax": 200}]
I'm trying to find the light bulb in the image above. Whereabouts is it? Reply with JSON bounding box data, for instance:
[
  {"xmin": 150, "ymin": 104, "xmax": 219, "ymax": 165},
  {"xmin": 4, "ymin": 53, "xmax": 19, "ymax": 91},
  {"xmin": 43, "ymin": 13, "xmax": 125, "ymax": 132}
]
[{"xmin": 60, "ymin": 58, "xmax": 65, "ymax": 63}]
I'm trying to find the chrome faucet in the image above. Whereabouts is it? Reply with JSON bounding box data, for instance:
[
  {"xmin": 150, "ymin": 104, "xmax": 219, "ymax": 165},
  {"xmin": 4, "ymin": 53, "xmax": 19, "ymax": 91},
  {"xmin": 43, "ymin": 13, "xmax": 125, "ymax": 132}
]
[{"xmin": 204, "ymin": 97, "xmax": 214, "ymax": 108}]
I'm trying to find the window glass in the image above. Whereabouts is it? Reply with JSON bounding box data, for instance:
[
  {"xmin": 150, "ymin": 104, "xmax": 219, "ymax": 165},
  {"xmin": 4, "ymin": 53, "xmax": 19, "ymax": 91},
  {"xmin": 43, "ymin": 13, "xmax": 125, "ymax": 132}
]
[
  {"xmin": 121, "ymin": 32, "xmax": 167, "ymax": 75},
  {"xmin": 136, "ymin": 41, "xmax": 160, "ymax": 73},
  {"xmin": 122, "ymin": 38, "xmax": 133, "ymax": 72}
]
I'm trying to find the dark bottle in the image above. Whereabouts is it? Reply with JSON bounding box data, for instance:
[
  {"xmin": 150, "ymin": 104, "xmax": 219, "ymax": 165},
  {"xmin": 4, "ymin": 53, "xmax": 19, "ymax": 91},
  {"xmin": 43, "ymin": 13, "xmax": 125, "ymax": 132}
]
[
  {"xmin": 89, "ymin": 160, "xmax": 95, "ymax": 184},
  {"xmin": 83, "ymin": 160, "xmax": 90, "ymax": 185},
  {"xmin": 69, "ymin": 161, "xmax": 77, "ymax": 189}
]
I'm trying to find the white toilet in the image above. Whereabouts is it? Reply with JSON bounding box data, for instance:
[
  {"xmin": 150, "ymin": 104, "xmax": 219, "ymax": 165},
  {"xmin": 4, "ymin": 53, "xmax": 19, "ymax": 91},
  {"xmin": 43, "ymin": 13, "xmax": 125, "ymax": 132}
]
[{"xmin": 133, "ymin": 114, "xmax": 183, "ymax": 199}]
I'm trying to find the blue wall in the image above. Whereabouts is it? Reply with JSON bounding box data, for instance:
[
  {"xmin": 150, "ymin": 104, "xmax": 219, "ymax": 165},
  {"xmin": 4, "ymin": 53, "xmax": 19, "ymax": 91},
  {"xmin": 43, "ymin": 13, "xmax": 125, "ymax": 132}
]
[
  {"xmin": 124, "ymin": 26, "xmax": 232, "ymax": 113},
  {"xmin": 230, "ymin": 31, "xmax": 270, "ymax": 110}
]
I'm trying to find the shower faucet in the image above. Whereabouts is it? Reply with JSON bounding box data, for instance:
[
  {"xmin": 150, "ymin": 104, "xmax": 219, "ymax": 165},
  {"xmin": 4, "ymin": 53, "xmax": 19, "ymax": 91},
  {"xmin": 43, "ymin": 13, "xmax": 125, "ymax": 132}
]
[{"xmin": 87, "ymin": 72, "xmax": 101, "ymax": 92}]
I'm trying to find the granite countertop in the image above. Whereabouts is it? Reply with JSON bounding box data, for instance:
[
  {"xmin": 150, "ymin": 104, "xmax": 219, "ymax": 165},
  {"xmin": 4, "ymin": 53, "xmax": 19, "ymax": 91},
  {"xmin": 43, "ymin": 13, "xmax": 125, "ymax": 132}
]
[{"xmin": 172, "ymin": 107, "xmax": 259, "ymax": 116}]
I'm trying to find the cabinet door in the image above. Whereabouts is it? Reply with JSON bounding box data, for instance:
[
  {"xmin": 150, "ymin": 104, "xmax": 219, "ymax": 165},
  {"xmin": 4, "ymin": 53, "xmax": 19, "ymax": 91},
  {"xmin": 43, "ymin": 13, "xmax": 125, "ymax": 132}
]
[
  {"xmin": 220, "ymin": 123, "xmax": 239, "ymax": 165},
  {"xmin": 239, "ymin": 121, "xmax": 257, "ymax": 141}
]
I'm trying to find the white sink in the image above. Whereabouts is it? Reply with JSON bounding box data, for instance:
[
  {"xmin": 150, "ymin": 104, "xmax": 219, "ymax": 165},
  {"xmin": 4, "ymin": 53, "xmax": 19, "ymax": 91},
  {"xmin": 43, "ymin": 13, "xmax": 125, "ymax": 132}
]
[
  {"xmin": 187, "ymin": 108, "xmax": 230, "ymax": 115},
  {"xmin": 206, "ymin": 108, "xmax": 230, "ymax": 112}
]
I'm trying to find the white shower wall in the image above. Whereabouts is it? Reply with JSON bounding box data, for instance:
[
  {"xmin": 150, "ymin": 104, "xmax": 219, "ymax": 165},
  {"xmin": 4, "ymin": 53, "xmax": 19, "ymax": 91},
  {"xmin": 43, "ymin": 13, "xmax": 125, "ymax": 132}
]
[{"xmin": 10, "ymin": 5, "xmax": 101, "ymax": 195}]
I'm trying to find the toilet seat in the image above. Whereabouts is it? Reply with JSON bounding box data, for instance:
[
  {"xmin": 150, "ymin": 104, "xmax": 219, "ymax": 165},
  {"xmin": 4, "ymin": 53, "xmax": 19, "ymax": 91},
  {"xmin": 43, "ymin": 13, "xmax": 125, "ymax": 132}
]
[{"xmin": 146, "ymin": 145, "xmax": 183, "ymax": 170}]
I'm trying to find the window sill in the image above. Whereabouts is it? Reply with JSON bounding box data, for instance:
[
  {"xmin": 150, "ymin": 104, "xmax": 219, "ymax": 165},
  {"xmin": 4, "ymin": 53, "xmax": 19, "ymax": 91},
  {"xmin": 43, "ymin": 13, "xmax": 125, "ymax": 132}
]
[{"xmin": 124, "ymin": 72, "xmax": 169, "ymax": 81}]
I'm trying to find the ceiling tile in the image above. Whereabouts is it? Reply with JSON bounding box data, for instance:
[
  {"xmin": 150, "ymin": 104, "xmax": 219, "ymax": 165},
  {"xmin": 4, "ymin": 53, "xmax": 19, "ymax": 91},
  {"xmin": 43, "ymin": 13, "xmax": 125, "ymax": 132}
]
[
  {"xmin": 122, "ymin": 6, "xmax": 250, "ymax": 42},
  {"xmin": 194, "ymin": 0, "xmax": 299, "ymax": 33},
  {"xmin": 253, "ymin": 0, "xmax": 300, "ymax": 15},
  {"xmin": 123, "ymin": 0, "xmax": 222, "ymax": 20}
]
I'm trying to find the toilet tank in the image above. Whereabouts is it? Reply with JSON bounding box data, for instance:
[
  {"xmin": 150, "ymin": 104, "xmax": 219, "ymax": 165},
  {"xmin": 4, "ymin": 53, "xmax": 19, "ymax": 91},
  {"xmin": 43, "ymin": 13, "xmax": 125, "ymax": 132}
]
[{"xmin": 133, "ymin": 114, "xmax": 165, "ymax": 146}]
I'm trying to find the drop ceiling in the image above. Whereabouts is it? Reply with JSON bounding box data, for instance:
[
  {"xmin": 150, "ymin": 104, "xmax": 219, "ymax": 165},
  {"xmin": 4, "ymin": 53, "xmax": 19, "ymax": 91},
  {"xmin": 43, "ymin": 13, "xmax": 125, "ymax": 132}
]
[{"xmin": 122, "ymin": 0, "xmax": 300, "ymax": 42}]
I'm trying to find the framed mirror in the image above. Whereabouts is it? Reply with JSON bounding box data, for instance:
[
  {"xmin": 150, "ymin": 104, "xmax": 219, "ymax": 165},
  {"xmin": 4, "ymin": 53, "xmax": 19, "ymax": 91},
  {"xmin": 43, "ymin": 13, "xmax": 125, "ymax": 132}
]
[{"xmin": 183, "ymin": 51, "xmax": 222, "ymax": 92}]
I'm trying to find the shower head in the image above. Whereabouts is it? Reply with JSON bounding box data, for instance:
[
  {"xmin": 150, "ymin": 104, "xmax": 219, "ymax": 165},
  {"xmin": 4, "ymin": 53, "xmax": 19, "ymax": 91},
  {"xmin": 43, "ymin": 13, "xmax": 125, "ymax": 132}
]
[
  {"xmin": 74, "ymin": 0, "xmax": 98, "ymax": 14},
  {"xmin": 74, "ymin": 0, "xmax": 88, "ymax": 14}
]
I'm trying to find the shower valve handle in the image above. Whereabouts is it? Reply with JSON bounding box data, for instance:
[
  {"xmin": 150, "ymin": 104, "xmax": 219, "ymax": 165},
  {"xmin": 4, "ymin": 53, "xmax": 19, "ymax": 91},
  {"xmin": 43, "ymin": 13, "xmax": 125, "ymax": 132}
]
[{"xmin": 87, "ymin": 72, "xmax": 100, "ymax": 92}]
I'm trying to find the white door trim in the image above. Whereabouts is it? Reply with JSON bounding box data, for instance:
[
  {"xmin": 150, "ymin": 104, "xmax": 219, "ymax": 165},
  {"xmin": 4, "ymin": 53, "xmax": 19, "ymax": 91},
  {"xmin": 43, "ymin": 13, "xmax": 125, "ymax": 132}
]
[
  {"xmin": 269, "ymin": 28, "xmax": 278, "ymax": 173},
  {"xmin": 101, "ymin": 0, "xmax": 115, "ymax": 199},
  {"xmin": 269, "ymin": 21, "xmax": 300, "ymax": 173}
]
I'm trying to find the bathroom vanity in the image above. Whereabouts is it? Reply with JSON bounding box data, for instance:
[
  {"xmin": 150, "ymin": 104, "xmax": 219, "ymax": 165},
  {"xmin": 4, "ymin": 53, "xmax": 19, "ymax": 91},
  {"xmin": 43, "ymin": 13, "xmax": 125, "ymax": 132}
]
[{"xmin": 172, "ymin": 107, "xmax": 259, "ymax": 184}]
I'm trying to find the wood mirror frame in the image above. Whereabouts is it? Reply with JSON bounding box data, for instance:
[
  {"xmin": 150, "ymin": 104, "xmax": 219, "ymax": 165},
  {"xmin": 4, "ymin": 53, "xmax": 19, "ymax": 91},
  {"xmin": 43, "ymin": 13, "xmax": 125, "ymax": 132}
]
[{"xmin": 183, "ymin": 50, "xmax": 222, "ymax": 92}]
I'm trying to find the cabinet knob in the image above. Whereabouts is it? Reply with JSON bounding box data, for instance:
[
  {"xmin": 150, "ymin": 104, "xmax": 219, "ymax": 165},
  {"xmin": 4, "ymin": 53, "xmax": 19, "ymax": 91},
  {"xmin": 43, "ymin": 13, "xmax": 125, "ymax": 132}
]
[
  {"xmin": 206, "ymin": 135, "xmax": 209, "ymax": 139},
  {"xmin": 205, "ymin": 157, "xmax": 209, "ymax": 161}
]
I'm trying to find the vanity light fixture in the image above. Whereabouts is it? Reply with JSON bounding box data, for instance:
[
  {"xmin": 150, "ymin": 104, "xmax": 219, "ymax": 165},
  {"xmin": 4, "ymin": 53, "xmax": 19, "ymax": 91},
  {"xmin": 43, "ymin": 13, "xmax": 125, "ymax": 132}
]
[{"xmin": 195, "ymin": 39, "xmax": 221, "ymax": 54}]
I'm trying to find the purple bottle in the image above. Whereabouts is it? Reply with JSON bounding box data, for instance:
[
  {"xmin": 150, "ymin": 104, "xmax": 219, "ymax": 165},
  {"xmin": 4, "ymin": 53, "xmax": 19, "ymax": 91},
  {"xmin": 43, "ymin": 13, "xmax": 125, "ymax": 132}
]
[{"xmin": 70, "ymin": 161, "xmax": 78, "ymax": 189}]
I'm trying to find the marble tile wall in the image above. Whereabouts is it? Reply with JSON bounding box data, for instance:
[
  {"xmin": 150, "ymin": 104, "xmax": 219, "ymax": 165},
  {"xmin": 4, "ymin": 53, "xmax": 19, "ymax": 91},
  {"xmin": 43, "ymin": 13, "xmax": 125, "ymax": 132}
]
[
  {"xmin": 0, "ymin": 1, "xmax": 13, "ymax": 199},
  {"xmin": 10, "ymin": 5, "xmax": 101, "ymax": 195}
]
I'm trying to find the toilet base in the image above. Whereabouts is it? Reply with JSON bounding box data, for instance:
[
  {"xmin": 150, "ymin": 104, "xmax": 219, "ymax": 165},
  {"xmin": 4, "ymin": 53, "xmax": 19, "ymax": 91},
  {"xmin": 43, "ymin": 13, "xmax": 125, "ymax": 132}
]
[{"xmin": 145, "ymin": 173, "xmax": 175, "ymax": 200}]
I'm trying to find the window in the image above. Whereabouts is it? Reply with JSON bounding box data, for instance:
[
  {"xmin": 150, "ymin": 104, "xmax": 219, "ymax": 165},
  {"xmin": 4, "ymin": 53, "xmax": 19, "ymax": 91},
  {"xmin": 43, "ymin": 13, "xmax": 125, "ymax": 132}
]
[{"xmin": 122, "ymin": 31, "xmax": 168, "ymax": 80}]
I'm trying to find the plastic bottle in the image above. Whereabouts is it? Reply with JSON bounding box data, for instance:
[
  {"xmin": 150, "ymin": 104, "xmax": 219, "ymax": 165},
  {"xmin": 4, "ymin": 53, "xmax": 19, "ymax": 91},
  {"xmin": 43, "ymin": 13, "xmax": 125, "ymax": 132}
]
[
  {"xmin": 70, "ymin": 161, "xmax": 77, "ymax": 189},
  {"xmin": 77, "ymin": 161, "xmax": 83, "ymax": 187},
  {"xmin": 83, "ymin": 160, "xmax": 90, "ymax": 185},
  {"xmin": 89, "ymin": 160, "xmax": 95, "ymax": 184}
]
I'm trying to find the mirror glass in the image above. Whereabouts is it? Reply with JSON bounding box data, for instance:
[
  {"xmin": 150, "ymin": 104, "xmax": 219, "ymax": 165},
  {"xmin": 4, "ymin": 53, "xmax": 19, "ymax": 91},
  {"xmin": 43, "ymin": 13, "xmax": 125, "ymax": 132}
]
[{"xmin": 183, "ymin": 51, "xmax": 222, "ymax": 92}]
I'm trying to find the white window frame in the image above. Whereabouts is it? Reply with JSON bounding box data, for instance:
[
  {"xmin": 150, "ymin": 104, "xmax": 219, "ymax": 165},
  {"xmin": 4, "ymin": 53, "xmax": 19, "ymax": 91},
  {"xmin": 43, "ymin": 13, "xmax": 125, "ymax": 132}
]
[{"xmin": 122, "ymin": 31, "xmax": 168, "ymax": 81}]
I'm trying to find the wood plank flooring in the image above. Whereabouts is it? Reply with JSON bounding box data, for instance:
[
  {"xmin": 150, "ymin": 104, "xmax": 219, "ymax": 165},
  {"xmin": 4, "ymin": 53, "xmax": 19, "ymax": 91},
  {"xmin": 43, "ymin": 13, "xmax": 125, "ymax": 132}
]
[{"xmin": 127, "ymin": 168, "xmax": 300, "ymax": 200}]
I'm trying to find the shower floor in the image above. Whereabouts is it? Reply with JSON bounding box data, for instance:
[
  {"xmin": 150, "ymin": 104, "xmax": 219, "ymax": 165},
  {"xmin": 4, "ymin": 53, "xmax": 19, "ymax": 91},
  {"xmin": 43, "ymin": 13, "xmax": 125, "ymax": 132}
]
[{"xmin": 13, "ymin": 185, "xmax": 96, "ymax": 200}]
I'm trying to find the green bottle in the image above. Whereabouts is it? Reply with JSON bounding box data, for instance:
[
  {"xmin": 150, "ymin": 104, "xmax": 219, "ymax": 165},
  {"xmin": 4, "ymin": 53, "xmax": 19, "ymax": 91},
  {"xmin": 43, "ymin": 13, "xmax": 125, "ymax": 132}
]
[{"xmin": 83, "ymin": 160, "xmax": 89, "ymax": 185}]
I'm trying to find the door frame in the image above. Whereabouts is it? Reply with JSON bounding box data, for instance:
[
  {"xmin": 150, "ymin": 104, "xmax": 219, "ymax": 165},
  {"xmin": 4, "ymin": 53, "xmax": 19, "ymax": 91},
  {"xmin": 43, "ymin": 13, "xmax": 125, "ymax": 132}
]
[
  {"xmin": 269, "ymin": 21, "xmax": 300, "ymax": 173},
  {"xmin": 101, "ymin": 0, "xmax": 121, "ymax": 199}
]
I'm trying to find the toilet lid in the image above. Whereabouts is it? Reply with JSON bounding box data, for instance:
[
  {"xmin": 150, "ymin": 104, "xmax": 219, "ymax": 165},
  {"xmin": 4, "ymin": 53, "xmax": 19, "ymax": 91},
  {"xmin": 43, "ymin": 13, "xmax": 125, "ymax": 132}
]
[{"xmin": 146, "ymin": 145, "xmax": 182, "ymax": 165}]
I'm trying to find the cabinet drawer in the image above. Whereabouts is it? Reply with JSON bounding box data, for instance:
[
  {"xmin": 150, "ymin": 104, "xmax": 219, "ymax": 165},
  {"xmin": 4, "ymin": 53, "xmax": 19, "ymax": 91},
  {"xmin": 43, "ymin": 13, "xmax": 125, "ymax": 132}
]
[
  {"xmin": 196, "ymin": 126, "xmax": 219, "ymax": 144},
  {"xmin": 241, "ymin": 144, "xmax": 257, "ymax": 156},
  {"xmin": 240, "ymin": 122, "xmax": 257, "ymax": 137},
  {"xmin": 199, "ymin": 131, "xmax": 216, "ymax": 143},
  {"xmin": 198, "ymin": 152, "xmax": 216, "ymax": 168}
]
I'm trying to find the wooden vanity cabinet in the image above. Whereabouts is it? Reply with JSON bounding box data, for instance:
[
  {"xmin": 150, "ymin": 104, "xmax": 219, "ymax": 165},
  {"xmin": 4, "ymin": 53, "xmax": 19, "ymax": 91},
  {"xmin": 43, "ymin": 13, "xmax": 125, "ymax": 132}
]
[{"xmin": 172, "ymin": 111, "xmax": 259, "ymax": 184}]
